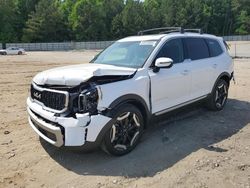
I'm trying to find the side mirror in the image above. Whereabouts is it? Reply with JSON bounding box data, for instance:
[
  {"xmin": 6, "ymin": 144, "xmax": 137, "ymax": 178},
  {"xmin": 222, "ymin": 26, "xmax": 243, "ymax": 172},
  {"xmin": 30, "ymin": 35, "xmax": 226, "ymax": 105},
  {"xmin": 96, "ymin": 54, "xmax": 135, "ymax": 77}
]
[{"xmin": 153, "ymin": 57, "xmax": 173, "ymax": 72}]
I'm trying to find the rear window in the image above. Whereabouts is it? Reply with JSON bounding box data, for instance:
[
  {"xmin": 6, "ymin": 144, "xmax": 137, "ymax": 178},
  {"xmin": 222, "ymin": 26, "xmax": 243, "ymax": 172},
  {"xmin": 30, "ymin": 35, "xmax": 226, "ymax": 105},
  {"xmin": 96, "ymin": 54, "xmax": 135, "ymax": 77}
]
[
  {"xmin": 185, "ymin": 38, "xmax": 209, "ymax": 60},
  {"xmin": 206, "ymin": 39, "xmax": 223, "ymax": 57}
]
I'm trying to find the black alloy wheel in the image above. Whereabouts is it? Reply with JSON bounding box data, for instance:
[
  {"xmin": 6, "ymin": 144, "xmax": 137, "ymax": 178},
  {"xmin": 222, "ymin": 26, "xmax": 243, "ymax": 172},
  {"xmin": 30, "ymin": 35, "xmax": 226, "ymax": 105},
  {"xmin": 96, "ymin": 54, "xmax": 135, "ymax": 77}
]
[
  {"xmin": 215, "ymin": 81, "xmax": 228, "ymax": 108},
  {"xmin": 207, "ymin": 79, "xmax": 229, "ymax": 111},
  {"xmin": 102, "ymin": 104, "xmax": 144, "ymax": 156}
]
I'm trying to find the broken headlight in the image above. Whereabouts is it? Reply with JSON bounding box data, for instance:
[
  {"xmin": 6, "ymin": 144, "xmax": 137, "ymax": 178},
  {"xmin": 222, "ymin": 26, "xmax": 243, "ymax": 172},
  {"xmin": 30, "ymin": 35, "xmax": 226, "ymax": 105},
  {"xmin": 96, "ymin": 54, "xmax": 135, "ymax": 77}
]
[{"xmin": 78, "ymin": 87, "xmax": 98, "ymax": 114}]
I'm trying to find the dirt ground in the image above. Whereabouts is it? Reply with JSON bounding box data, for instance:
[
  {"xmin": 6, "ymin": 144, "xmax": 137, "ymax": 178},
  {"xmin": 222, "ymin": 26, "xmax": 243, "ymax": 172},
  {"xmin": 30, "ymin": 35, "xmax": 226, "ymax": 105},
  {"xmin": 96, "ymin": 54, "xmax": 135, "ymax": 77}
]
[{"xmin": 0, "ymin": 51, "xmax": 250, "ymax": 188}]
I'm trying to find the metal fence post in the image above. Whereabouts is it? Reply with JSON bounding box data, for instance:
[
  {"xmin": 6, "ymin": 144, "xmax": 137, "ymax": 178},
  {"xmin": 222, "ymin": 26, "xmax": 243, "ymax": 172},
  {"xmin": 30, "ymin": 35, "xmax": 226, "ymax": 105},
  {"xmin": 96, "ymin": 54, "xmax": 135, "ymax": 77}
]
[{"xmin": 235, "ymin": 43, "xmax": 237, "ymax": 58}]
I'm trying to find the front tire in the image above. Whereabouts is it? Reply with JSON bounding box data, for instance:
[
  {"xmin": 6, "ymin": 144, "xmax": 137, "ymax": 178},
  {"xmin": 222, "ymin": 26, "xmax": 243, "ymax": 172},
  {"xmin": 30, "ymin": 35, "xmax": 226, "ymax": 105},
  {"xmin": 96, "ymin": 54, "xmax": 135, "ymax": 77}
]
[
  {"xmin": 18, "ymin": 51, "xmax": 22, "ymax": 55},
  {"xmin": 102, "ymin": 104, "xmax": 144, "ymax": 156},
  {"xmin": 206, "ymin": 79, "xmax": 229, "ymax": 111}
]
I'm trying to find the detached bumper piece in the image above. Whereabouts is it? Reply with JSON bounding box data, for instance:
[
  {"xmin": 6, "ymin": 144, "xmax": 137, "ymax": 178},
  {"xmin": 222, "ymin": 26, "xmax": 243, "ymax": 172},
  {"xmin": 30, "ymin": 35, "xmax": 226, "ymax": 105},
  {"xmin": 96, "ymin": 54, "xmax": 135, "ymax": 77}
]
[{"xmin": 28, "ymin": 108, "xmax": 64, "ymax": 147}]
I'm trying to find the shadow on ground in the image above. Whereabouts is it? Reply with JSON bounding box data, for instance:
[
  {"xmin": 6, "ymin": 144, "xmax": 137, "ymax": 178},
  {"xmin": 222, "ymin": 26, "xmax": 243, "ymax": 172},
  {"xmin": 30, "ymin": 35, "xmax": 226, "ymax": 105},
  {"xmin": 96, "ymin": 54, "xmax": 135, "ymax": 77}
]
[{"xmin": 41, "ymin": 98, "xmax": 250, "ymax": 178}]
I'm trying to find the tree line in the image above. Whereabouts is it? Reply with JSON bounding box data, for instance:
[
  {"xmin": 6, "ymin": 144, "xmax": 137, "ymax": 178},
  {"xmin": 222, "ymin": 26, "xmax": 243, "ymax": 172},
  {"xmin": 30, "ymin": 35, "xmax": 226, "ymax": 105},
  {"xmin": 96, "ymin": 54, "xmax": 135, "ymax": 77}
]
[{"xmin": 0, "ymin": 0, "xmax": 249, "ymax": 43}]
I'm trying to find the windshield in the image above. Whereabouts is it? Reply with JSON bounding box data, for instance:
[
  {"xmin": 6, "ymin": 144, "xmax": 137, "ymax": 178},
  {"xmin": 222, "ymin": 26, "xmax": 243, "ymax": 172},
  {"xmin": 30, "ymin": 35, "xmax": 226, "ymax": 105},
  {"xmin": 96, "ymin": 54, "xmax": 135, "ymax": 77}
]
[{"xmin": 92, "ymin": 40, "xmax": 158, "ymax": 68}]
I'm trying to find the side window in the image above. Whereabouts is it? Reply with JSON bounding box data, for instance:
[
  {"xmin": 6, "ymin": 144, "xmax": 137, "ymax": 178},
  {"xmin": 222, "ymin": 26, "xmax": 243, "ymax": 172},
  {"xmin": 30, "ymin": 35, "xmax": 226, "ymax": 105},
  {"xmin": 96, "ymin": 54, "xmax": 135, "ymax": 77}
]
[
  {"xmin": 156, "ymin": 38, "xmax": 184, "ymax": 64},
  {"xmin": 206, "ymin": 38, "xmax": 223, "ymax": 57},
  {"xmin": 185, "ymin": 38, "xmax": 209, "ymax": 60}
]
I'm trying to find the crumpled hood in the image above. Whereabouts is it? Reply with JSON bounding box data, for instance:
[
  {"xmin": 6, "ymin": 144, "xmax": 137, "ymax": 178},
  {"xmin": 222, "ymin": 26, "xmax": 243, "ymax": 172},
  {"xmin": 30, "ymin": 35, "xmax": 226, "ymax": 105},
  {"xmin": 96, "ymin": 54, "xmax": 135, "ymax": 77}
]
[{"xmin": 33, "ymin": 63, "xmax": 136, "ymax": 86}]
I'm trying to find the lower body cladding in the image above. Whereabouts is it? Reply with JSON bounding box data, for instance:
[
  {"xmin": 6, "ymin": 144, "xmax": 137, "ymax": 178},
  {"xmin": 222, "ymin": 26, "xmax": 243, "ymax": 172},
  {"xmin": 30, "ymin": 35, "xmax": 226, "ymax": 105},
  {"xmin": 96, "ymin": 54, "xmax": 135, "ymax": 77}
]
[{"xmin": 27, "ymin": 98, "xmax": 111, "ymax": 147}]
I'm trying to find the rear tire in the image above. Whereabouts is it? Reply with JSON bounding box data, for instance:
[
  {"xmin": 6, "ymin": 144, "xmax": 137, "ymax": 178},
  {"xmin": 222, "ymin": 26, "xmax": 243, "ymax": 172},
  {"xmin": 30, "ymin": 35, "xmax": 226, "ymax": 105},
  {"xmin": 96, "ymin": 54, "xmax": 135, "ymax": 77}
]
[
  {"xmin": 3, "ymin": 52, "xmax": 7, "ymax": 55},
  {"xmin": 102, "ymin": 104, "xmax": 144, "ymax": 156},
  {"xmin": 206, "ymin": 79, "xmax": 229, "ymax": 111},
  {"xmin": 18, "ymin": 51, "xmax": 22, "ymax": 55}
]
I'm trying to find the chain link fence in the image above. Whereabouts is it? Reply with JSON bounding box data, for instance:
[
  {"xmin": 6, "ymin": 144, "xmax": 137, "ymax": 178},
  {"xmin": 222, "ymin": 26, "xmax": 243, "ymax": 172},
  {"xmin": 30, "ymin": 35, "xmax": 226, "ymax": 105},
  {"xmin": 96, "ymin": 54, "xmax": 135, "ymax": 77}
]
[
  {"xmin": 223, "ymin": 35, "xmax": 250, "ymax": 41},
  {"xmin": 5, "ymin": 41, "xmax": 114, "ymax": 51},
  {"xmin": 2, "ymin": 35, "xmax": 250, "ymax": 58}
]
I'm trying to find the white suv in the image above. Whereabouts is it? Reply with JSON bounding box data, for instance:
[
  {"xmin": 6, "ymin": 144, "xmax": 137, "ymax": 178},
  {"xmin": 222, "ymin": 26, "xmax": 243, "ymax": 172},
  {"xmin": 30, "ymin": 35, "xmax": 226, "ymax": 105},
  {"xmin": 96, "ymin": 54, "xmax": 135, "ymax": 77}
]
[{"xmin": 27, "ymin": 27, "xmax": 233, "ymax": 156}]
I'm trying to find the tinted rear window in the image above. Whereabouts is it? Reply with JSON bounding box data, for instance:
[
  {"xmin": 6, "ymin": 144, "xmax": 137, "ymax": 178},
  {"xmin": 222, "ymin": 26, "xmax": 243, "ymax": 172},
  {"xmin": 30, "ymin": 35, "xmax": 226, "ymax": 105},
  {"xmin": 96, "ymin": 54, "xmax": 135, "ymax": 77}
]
[
  {"xmin": 206, "ymin": 39, "xmax": 223, "ymax": 57},
  {"xmin": 185, "ymin": 38, "xmax": 209, "ymax": 60}
]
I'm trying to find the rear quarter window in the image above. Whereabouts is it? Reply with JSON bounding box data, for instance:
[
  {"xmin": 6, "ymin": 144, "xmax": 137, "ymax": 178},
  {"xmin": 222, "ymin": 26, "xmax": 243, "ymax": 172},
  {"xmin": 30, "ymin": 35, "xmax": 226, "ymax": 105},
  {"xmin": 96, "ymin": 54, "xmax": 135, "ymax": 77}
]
[
  {"xmin": 185, "ymin": 38, "xmax": 209, "ymax": 60},
  {"xmin": 206, "ymin": 38, "xmax": 223, "ymax": 57}
]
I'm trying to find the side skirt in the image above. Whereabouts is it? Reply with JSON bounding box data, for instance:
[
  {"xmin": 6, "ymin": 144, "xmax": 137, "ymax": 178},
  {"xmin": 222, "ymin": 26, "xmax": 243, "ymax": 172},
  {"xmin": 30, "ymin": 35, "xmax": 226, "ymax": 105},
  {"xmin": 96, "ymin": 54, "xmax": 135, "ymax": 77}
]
[{"xmin": 154, "ymin": 95, "xmax": 208, "ymax": 116}]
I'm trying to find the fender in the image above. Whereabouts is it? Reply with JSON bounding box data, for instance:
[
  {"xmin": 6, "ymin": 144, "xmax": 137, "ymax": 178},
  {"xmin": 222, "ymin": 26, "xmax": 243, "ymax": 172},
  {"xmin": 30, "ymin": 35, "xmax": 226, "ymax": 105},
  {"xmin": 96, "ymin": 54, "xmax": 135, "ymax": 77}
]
[
  {"xmin": 103, "ymin": 94, "xmax": 151, "ymax": 126},
  {"xmin": 91, "ymin": 95, "xmax": 151, "ymax": 147}
]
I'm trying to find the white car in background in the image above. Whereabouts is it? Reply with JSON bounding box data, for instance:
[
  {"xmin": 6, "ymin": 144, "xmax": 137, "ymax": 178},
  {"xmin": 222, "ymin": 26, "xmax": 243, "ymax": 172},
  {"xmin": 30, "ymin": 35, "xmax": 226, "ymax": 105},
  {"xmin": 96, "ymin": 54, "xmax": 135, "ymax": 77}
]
[{"xmin": 0, "ymin": 47, "xmax": 25, "ymax": 55}]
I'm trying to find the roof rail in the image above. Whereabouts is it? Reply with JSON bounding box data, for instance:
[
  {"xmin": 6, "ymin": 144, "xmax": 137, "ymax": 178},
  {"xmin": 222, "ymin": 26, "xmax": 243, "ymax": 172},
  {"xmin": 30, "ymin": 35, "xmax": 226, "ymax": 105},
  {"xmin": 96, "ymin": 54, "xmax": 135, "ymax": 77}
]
[
  {"xmin": 137, "ymin": 27, "xmax": 203, "ymax": 35},
  {"xmin": 137, "ymin": 27, "xmax": 183, "ymax": 35},
  {"xmin": 184, "ymin": 29, "xmax": 203, "ymax": 34}
]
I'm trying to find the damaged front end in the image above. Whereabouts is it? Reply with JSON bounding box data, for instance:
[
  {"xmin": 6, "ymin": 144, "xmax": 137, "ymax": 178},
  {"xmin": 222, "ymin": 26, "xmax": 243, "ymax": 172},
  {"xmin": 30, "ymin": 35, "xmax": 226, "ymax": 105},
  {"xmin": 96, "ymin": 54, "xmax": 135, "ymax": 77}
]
[{"xmin": 27, "ymin": 72, "xmax": 135, "ymax": 148}]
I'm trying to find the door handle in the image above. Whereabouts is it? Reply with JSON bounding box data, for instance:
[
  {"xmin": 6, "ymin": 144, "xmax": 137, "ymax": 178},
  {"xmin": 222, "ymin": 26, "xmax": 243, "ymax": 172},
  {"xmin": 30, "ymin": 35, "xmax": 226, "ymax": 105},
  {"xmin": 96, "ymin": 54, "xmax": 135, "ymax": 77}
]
[
  {"xmin": 213, "ymin": 64, "xmax": 218, "ymax": 68},
  {"xmin": 181, "ymin": 70, "xmax": 189, "ymax": 75}
]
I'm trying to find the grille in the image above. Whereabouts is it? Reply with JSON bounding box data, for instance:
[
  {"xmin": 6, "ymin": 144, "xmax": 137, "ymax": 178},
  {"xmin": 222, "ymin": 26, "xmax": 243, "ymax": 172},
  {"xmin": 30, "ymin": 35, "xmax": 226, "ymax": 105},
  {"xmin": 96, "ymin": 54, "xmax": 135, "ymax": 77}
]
[{"xmin": 31, "ymin": 84, "xmax": 68, "ymax": 112}]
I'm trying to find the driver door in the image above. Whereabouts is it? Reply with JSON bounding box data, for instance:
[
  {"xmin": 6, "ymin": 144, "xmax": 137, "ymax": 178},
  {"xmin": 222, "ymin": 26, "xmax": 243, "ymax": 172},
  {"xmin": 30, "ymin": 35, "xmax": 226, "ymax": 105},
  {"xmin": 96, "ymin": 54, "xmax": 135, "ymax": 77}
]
[
  {"xmin": 149, "ymin": 38, "xmax": 192, "ymax": 114},
  {"xmin": 7, "ymin": 48, "xmax": 15, "ymax": 55}
]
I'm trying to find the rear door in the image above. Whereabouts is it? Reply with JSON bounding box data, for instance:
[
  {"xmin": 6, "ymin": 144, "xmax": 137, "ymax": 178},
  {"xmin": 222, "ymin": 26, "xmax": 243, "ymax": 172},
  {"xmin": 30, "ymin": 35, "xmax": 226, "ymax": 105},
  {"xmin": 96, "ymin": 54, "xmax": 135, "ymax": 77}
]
[
  {"xmin": 149, "ymin": 38, "xmax": 192, "ymax": 114},
  {"xmin": 184, "ymin": 37, "xmax": 214, "ymax": 99},
  {"xmin": 13, "ymin": 48, "xmax": 19, "ymax": 54},
  {"xmin": 205, "ymin": 38, "xmax": 225, "ymax": 81}
]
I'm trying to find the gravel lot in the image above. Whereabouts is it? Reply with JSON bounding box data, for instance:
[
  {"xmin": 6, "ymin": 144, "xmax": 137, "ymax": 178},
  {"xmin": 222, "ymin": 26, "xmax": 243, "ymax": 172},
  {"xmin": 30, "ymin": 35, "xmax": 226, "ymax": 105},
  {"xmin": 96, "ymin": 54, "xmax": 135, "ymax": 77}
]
[{"xmin": 0, "ymin": 51, "xmax": 250, "ymax": 188}]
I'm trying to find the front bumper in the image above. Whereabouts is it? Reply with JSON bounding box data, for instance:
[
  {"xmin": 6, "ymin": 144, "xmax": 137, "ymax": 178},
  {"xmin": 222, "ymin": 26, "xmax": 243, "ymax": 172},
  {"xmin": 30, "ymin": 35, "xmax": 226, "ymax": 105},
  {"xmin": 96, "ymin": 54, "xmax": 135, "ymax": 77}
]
[
  {"xmin": 27, "ymin": 97, "xmax": 111, "ymax": 147},
  {"xmin": 28, "ymin": 108, "xmax": 64, "ymax": 147}
]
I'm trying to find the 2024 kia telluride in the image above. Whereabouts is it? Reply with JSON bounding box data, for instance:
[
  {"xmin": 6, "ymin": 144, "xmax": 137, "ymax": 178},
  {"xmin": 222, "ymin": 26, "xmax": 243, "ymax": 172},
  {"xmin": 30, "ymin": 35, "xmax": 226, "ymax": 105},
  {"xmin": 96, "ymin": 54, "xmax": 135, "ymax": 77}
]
[{"xmin": 27, "ymin": 27, "xmax": 233, "ymax": 155}]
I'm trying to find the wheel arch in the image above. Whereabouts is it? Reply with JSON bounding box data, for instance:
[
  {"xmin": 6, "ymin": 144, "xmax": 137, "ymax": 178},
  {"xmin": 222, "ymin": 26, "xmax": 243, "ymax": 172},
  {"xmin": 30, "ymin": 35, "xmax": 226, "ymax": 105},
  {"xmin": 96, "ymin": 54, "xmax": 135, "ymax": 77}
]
[
  {"xmin": 212, "ymin": 72, "xmax": 231, "ymax": 92},
  {"xmin": 104, "ymin": 94, "xmax": 151, "ymax": 128},
  {"xmin": 220, "ymin": 73, "xmax": 231, "ymax": 86}
]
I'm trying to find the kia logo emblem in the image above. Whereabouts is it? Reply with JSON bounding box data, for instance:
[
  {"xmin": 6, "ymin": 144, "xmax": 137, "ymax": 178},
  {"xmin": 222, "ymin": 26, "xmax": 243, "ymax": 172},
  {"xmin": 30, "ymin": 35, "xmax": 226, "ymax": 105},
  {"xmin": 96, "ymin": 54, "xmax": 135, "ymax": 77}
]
[{"xmin": 34, "ymin": 92, "xmax": 41, "ymax": 99}]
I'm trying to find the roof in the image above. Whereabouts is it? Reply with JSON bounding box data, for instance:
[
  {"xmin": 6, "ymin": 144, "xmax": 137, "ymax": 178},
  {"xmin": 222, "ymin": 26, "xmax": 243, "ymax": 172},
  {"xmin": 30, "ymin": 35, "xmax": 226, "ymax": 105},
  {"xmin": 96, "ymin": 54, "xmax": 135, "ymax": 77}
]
[
  {"xmin": 118, "ymin": 32, "xmax": 220, "ymax": 42},
  {"xmin": 118, "ymin": 34, "xmax": 166, "ymax": 42}
]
